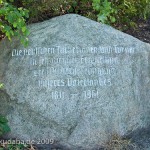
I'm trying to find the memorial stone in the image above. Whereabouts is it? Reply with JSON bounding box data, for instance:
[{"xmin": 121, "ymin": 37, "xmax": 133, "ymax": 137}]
[{"xmin": 0, "ymin": 14, "xmax": 150, "ymax": 149}]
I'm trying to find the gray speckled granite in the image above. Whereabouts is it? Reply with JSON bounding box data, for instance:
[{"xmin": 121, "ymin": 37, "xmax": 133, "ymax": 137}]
[{"xmin": 0, "ymin": 14, "xmax": 150, "ymax": 150}]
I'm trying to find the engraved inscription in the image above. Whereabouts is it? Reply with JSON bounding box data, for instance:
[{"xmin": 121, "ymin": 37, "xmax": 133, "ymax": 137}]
[
  {"xmin": 51, "ymin": 91, "xmax": 65, "ymax": 100},
  {"xmin": 38, "ymin": 78, "xmax": 112, "ymax": 88},
  {"xmin": 12, "ymin": 46, "xmax": 135, "ymax": 57},
  {"xmin": 33, "ymin": 67, "xmax": 115, "ymax": 76},
  {"xmin": 29, "ymin": 56, "xmax": 119, "ymax": 66},
  {"xmin": 12, "ymin": 46, "xmax": 135, "ymax": 100},
  {"xmin": 83, "ymin": 90, "xmax": 99, "ymax": 99}
]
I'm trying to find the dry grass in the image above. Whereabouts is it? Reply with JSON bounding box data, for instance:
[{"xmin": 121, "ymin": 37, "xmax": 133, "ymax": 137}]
[{"xmin": 102, "ymin": 134, "xmax": 138, "ymax": 150}]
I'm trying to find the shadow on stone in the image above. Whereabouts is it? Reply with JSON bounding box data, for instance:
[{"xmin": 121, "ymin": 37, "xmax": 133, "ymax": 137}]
[{"xmin": 125, "ymin": 126, "xmax": 150, "ymax": 150}]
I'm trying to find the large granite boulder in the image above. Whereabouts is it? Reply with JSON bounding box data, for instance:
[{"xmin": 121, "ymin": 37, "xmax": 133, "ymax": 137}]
[{"xmin": 0, "ymin": 14, "xmax": 150, "ymax": 149}]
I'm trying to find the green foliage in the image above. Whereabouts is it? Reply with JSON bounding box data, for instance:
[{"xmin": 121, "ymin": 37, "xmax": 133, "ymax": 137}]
[
  {"xmin": 92, "ymin": 0, "xmax": 116, "ymax": 24},
  {"xmin": 0, "ymin": 141, "xmax": 28, "ymax": 150},
  {"xmin": 0, "ymin": 83, "xmax": 4, "ymax": 88},
  {"xmin": 113, "ymin": 0, "xmax": 150, "ymax": 29},
  {"xmin": 17, "ymin": 0, "xmax": 94, "ymax": 23},
  {"xmin": 0, "ymin": 84, "xmax": 10, "ymax": 137},
  {"xmin": 4, "ymin": 143, "xmax": 28, "ymax": 150},
  {"xmin": 16, "ymin": 0, "xmax": 150, "ymax": 30},
  {"xmin": 92, "ymin": 0, "xmax": 150, "ymax": 29},
  {"xmin": 0, "ymin": 116, "xmax": 10, "ymax": 136},
  {"xmin": 0, "ymin": 0, "xmax": 149, "ymax": 42},
  {"xmin": 0, "ymin": 0, "xmax": 30, "ymax": 46}
]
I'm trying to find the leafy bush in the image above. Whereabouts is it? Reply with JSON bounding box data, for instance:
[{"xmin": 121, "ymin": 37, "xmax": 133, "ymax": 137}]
[
  {"xmin": 0, "ymin": 116, "xmax": 10, "ymax": 136},
  {"xmin": 1, "ymin": 142, "xmax": 28, "ymax": 150},
  {"xmin": 92, "ymin": 0, "xmax": 116, "ymax": 23},
  {"xmin": 0, "ymin": 0, "xmax": 150, "ymax": 44},
  {"xmin": 0, "ymin": 0, "xmax": 30, "ymax": 46},
  {"xmin": 0, "ymin": 83, "xmax": 4, "ymax": 88},
  {"xmin": 92, "ymin": 0, "xmax": 150, "ymax": 29},
  {"xmin": 15, "ymin": 0, "xmax": 94, "ymax": 23},
  {"xmin": 0, "ymin": 83, "xmax": 10, "ymax": 137},
  {"xmin": 18, "ymin": 0, "xmax": 150, "ymax": 30}
]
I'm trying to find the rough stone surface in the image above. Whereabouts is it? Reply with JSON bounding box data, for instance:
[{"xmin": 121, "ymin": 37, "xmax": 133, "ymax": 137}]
[{"xmin": 0, "ymin": 14, "xmax": 150, "ymax": 149}]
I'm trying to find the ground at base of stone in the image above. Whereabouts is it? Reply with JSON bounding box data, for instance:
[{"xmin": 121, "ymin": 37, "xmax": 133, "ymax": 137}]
[
  {"xmin": 124, "ymin": 19, "xmax": 150, "ymax": 44},
  {"xmin": 32, "ymin": 126, "xmax": 150, "ymax": 150},
  {"xmin": 1, "ymin": 128, "xmax": 150, "ymax": 150}
]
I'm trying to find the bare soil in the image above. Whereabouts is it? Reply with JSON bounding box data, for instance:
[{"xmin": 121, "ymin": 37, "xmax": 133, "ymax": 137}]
[{"xmin": 124, "ymin": 19, "xmax": 150, "ymax": 44}]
